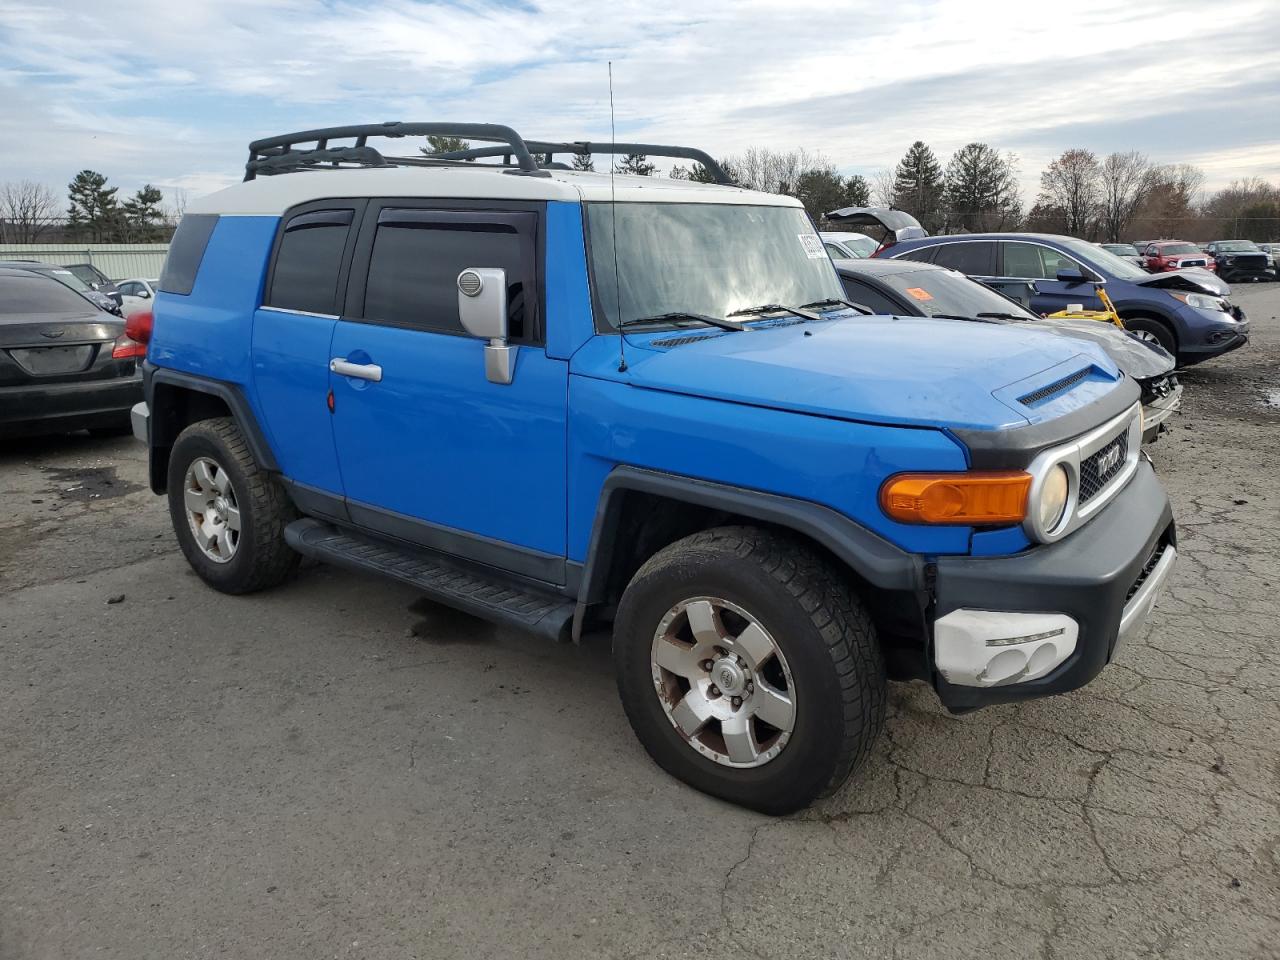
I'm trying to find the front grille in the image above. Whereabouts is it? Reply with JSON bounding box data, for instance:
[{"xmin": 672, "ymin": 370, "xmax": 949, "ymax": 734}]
[
  {"xmin": 1180, "ymin": 259, "xmax": 1206, "ymax": 267},
  {"xmin": 1019, "ymin": 368, "xmax": 1089, "ymax": 406},
  {"xmin": 1125, "ymin": 541, "xmax": 1168, "ymax": 605},
  {"xmin": 1079, "ymin": 431, "xmax": 1129, "ymax": 504},
  {"xmin": 650, "ymin": 334, "xmax": 721, "ymax": 348}
]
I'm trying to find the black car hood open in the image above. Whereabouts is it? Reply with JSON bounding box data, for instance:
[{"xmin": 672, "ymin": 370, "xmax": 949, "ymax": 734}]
[
  {"xmin": 824, "ymin": 207, "xmax": 928, "ymax": 245},
  {"xmin": 1130, "ymin": 268, "xmax": 1230, "ymax": 297}
]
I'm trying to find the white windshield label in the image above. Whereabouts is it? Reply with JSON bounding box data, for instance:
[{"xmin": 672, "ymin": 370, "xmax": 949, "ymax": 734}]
[{"xmin": 798, "ymin": 233, "xmax": 826, "ymax": 259}]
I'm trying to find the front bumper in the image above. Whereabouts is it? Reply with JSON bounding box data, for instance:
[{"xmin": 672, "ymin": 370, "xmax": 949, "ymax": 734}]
[
  {"xmin": 1141, "ymin": 381, "xmax": 1182, "ymax": 442},
  {"xmin": 930, "ymin": 461, "xmax": 1175, "ymax": 712}
]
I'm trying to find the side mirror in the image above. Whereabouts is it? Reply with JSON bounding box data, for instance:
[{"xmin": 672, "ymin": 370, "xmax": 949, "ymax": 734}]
[
  {"xmin": 1055, "ymin": 266, "xmax": 1087, "ymax": 284},
  {"xmin": 139, "ymin": 289, "xmax": 152, "ymax": 299},
  {"xmin": 457, "ymin": 267, "xmax": 515, "ymax": 385}
]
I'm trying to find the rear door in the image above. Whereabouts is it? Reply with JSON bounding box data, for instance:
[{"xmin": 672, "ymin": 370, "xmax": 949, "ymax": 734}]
[
  {"xmin": 251, "ymin": 201, "xmax": 364, "ymax": 509},
  {"xmin": 996, "ymin": 241, "xmax": 1103, "ymax": 315},
  {"xmin": 328, "ymin": 201, "xmax": 569, "ymax": 583}
]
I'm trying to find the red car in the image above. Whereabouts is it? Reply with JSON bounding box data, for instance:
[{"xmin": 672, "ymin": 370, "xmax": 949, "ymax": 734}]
[{"xmin": 1141, "ymin": 240, "xmax": 1216, "ymax": 274}]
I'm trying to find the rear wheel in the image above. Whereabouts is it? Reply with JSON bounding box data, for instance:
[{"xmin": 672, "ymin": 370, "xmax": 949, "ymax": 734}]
[
  {"xmin": 167, "ymin": 417, "xmax": 298, "ymax": 594},
  {"xmin": 1123, "ymin": 316, "xmax": 1176, "ymax": 356},
  {"xmin": 613, "ymin": 526, "xmax": 886, "ymax": 815}
]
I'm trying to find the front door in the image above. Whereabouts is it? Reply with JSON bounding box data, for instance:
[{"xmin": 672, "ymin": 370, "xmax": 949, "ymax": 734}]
[
  {"xmin": 328, "ymin": 203, "xmax": 569, "ymax": 585},
  {"xmin": 997, "ymin": 241, "xmax": 1103, "ymax": 315}
]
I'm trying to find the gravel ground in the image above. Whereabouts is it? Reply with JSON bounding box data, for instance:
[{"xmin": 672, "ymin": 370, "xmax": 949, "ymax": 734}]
[{"xmin": 2, "ymin": 286, "xmax": 1278, "ymax": 959}]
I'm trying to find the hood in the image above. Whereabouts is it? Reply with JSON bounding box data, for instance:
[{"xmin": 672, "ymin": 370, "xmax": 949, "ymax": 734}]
[
  {"xmin": 1032, "ymin": 318, "xmax": 1174, "ymax": 381},
  {"xmin": 1130, "ymin": 268, "xmax": 1230, "ymax": 297},
  {"xmin": 619, "ymin": 315, "xmax": 1123, "ymax": 432}
]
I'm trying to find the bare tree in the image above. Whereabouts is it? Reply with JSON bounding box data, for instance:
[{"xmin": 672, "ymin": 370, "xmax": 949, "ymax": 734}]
[
  {"xmin": 1037, "ymin": 149, "xmax": 1101, "ymax": 237},
  {"xmin": 870, "ymin": 167, "xmax": 895, "ymax": 207},
  {"xmin": 0, "ymin": 180, "xmax": 60, "ymax": 242},
  {"xmin": 728, "ymin": 147, "xmax": 821, "ymax": 195},
  {"xmin": 1098, "ymin": 151, "xmax": 1154, "ymax": 242}
]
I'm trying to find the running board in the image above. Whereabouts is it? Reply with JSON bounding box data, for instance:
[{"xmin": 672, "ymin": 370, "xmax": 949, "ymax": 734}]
[{"xmin": 284, "ymin": 518, "xmax": 575, "ymax": 642}]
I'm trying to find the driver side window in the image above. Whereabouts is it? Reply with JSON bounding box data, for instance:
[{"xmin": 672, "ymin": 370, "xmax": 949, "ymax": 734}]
[{"xmin": 1001, "ymin": 242, "xmax": 1077, "ymax": 280}]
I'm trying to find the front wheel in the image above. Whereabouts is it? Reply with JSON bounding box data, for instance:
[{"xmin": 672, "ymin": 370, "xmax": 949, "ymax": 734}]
[
  {"xmin": 613, "ymin": 526, "xmax": 886, "ymax": 815},
  {"xmin": 167, "ymin": 417, "xmax": 298, "ymax": 594},
  {"xmin": 1123, "ymin": 316, "xmax": 1176, "ymax": 356}
]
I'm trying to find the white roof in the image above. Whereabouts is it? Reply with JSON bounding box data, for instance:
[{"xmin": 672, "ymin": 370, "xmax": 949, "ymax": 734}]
[{"xmin": 189, "ymin": 166, "xmax": 803, "ymax": 216}]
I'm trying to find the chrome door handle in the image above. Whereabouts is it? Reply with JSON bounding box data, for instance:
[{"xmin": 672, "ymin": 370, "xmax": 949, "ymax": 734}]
[{"xmin": 330, "ymin": 358, "xmax": 382, "ymax": 382}]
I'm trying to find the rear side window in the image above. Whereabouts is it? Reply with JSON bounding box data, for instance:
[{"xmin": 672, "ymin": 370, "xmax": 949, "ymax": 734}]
[
  {"xmin": 266, "ymin": 209, "xmax": 355, "ymax": 315},
  {"xmin": 359, "ymin": 209, "xmax": 537, "ymax": 340},
  {"xmin": 930, "ymin": 241, "xmax": 995, "ymax": 275},
  {"xmin": 0, "ymin": 273, "xmax": 96, "ymax": 317},
  {"xmin": 159, "ymin": 214, "xmax": 219, "ymax": 295},
  {"xmin": 895, "ymin": 245, "xmax": 937, "ymax": 265}
]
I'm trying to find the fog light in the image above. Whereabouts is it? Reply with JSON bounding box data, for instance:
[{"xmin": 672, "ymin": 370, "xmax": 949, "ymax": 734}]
[{"xmin": 934, "ymin": 610, "xmax": 1079, "ymax": 687}]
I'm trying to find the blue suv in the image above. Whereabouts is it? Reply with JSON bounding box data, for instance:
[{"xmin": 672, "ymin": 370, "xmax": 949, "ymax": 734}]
[
  {"xmin": 133, "ymin": 123, "xmax": 1177, "ymax": 813},
  {"xmin": 882, "ymin": 229, "xmax": 1248, "ymax": 364}
]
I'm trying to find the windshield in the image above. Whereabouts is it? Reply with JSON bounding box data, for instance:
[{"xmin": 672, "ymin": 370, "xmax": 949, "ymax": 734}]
[
  {"xmin": 586, "ymin": 202, "xmax": 844, "ymax": 330},
  {"xmin": 1160, "ymin": 243, "xmax": 1201, "ymax": 255},
  {"xmin": 1058, "ymin": 237, "xmax": 1148, "ymax": 280},
  {"xmin": 877, "ymin": 267, "xmax": 1039, "ymax": 321},
  {"xmin": 1216, "ymin": 241, "xmax": 1259, "ymax": 252}
]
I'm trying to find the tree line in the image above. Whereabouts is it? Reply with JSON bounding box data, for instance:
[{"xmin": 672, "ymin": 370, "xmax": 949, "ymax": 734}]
[
  {"xmin": 7, "ymin": 141, "xmax": 1278, "ymax": 245},
  {"xmin": 0, "ymin": 171, "xmax": 180, "ymax": 243}
]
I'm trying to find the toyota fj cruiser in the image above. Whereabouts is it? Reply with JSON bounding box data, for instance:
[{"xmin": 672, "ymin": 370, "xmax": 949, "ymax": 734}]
[{"xmin": 133, "ymin": 123, "xmax": 1177, "ymax": 814}]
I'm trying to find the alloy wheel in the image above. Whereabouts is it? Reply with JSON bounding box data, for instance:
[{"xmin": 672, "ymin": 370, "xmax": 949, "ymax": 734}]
[{"xmin": 183, "ymin": 456, "xmax": 240, "ymax": 563}]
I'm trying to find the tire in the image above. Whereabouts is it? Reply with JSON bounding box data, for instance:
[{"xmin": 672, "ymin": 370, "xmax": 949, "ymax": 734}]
[
  {"xmin": 167, "ymin": 417, "xmax": 298, "ymax": 594},
  {"xmin": 613, "ymin": 525, "xmax": 886, "ymax": 815},
  {"xmin": 1123, "ymin": 316, "xmax": 1176, "ymax": 356}
]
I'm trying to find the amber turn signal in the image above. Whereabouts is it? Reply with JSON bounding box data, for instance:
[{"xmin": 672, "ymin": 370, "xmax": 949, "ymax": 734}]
[{"xmin": 880, "ymin": 472, "xmax": 1031, "ymax": 525}]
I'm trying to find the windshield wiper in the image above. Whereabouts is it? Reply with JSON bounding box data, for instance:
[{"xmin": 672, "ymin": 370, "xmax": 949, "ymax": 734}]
[
  {"xmin": 929, "ymin": 313, "xmax": 1006, "ymax": 324},
  {"xmin": 975, "ymin": 311, "xmax": 1029, "ymax": 321},
  {"xmin": 619, "ymin": 312, "xmax": 747, "ymax": 332},
  {"xmin": 727, "ymin": 303, "xmax": 822, "ymax": 321},
  {"xmin": 799, "ymin": 297, "xmax": 874, "ymax": 315}
]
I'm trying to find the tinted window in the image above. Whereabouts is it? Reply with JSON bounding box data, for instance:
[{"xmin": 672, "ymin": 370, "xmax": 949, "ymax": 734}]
[
  {"xmin": 160, "ymin": 214, "xmax": 219, "ymax": 295},
  {"xmin": 895, "ymin": 245, "xmax": 937, "ymax": 265},
  {"xmin": 838, "ymin": 276, "xmax": 906, "ymax": 315},
  {"xmin": 360, "ymin": 211, "xmax": 536, "ymax": 339},
  {"xmin": 266, "ymin": 209, "xmax": 354, "ymax": 315},
  {"xmin": 0, "ymin": 273, "xmax": 98, "ymax": 318},
  {"xmin": 930, "ymin": 241, "xmax": 995, "ymax": 275}
]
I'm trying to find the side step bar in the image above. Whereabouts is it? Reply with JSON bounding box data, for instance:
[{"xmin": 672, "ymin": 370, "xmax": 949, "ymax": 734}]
[{"xmin": 284, "ymin": 518, "xmax": 576, "ymax": 642}]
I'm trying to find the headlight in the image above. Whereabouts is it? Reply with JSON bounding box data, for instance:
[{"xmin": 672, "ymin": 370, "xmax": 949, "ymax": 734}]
[
  {"xmin": 1172, "ymin": 291, "xmax": 1228, "ymax": 312},
  {"xmin": 1038, "ymin": 464, "xmax": 1070, "ymax": 532}
]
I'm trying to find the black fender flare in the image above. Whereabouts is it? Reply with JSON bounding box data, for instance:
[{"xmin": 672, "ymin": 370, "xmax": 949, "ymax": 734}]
[
  {"xmin": 145, "ymin": 366, "xmax": 279, "ymax": 492},
  {"xmin": 573, "ymin": 466, "xmax": 925, "ymax": 630}
]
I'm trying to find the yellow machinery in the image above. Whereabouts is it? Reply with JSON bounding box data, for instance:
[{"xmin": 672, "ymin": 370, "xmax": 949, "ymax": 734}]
[{"xmin": 1045, "ymin": 286, "xmax": 1125, "ymax": 329}]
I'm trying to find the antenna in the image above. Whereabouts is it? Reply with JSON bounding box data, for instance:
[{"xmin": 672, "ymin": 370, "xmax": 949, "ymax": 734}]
[{"xmin": 609, "ymin": 61, "xmax": 627, "ymax": 373}]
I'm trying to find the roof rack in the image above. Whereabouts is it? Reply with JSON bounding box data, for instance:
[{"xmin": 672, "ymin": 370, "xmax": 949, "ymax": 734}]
[
  {"xmin": 245, "ymin": 122, "xmax": 548, "ymax": 181},
  {"xmin": 244, "ymin": 123, "xmax": 734, "ymax": 185},
  {"xmin": 434, "ymin": 141, "xmax": 734, "ymax": 185}
]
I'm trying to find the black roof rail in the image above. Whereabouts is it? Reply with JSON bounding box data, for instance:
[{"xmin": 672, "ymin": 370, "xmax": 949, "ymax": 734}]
[
  {"xmin": 434, "ymin": 141, "xmax": 734, "ymax": 185},
  {"xmin": 244, "ymin": 122, "xmax": 550, "ymax": 181}
]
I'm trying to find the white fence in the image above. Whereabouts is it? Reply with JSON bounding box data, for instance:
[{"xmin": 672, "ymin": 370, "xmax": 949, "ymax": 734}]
[{"xmin": 0, "ymin": 244, "xmax": 169, "ymax": 282}]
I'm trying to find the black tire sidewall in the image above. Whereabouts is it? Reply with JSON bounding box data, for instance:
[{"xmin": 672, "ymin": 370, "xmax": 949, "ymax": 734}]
[
  {"xmin": 614, "ymin": 540, "xmax": 859, "ymax": 815},
  {"xmin": 1125, "ymin": 316, "xmax": 1176, "ymax": 356},
  {"xmin": 167, "ymin": 425, "xmax": 264, "ymax": 592}
]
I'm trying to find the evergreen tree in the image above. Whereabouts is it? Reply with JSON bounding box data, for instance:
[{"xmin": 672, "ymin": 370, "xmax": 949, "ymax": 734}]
[
  {"xmin": 842, "ymin": 174, "xmax": 871, "ymax": 208},
  {"xmin": 67, "ymin": 170, "xmax": 123, "ymax": 242},
  {"xmin": 571, "ymin": 152, "xmax": 595, "ymax": 172},
  {"xmin": 891, "ymin": 141, "xmax": 943, "ymax": 228},
  {"xmin": 421, "ymin": 135, "xmax": 470, "ymax": 156},
  {"xmin": 795, "ymin": 167, "xmax": 848, "ymax": 222},
  {"xmin": 122, "ymin": 184, "xmax": 165, "ymax": 241},
  {"xmin": 615, "ymin": 153, "xmax": 655, "ymax": 176},
  {"xmin": 943, "ymin": 143, "xmax": 1022, "ymax": 231}
]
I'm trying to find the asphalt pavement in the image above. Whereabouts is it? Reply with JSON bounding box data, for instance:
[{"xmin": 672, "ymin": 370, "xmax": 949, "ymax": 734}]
[{"xmin": 2, "ymin": 285, "xmax": 1278, "ymax": 959}]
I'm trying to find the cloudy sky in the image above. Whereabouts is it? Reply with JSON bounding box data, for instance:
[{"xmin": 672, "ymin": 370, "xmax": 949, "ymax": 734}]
[{"xmin": 1, "ymin": 0, "xmax": 1277, "ymax": 208}]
